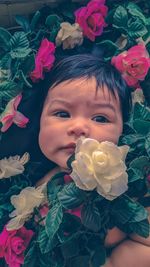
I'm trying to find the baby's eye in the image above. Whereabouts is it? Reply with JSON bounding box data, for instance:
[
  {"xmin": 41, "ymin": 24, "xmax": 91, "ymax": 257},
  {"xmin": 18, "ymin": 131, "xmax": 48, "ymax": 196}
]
[
  {"xmin": 92, "ymin": 115, "xmax": 109, "ymax": 123},
  {"xmin": 53, "ymin": 111, "xmax": 70, "ymax": 118}
]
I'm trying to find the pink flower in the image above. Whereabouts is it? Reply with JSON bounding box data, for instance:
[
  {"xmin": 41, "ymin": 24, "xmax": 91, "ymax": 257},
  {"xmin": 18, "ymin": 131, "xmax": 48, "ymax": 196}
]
[
  {"xmin": 0, "ymin": 226, "xmax": 34, "ymax": 267},
  {"xmin": 30, "ymin": 38, "xmax": 55, "ymax": 82},
  {"xmin": 111, "ymin": 44, "xmax": 150, "ymax": 87},
  {"xmin": 75, "ymin": 0, "xmax": 108, "ymax": 41},
  {"xmin": 0, "ymin": 94, "xmax": 29, "ymax": 132}
]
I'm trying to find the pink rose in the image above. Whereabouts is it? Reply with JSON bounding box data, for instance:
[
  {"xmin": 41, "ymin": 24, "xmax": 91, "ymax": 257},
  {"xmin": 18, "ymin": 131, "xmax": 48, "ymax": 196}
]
[
  {"xmin": 111, "ymin": 44, "xmax": 150, "ymax": 87},
  {"xmin": 30, "ymin": 38, "xmax": 55, "ymax": 82},
  {"xmin": 0, "ymin": 94, "xmax": 29, "ymax": 132},
  {"xmin": 0, "ymin": 226, "xmax": 34, "ymax": 267},
  {"xmin": 75, "ymin": 0, "xmax": 108, "ymax": 41}
]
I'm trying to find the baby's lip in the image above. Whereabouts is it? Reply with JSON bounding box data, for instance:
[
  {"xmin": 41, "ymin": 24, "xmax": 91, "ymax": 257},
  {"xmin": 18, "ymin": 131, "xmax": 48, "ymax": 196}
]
[{"xmin": 63, "ymin": 143, "xmax": 76, "ymax": 149}]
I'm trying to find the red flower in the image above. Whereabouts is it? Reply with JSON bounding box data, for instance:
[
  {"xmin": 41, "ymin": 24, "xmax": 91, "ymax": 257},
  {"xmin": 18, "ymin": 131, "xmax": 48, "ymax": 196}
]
[
  {"xmin": 0, "ymin": 226, "xmax": 34, "ymax": 267},
  {"xmin": 111, "ymin": 44, "xmax": 150, "ymax": 87},
  {"xmin": 30, "ymin": 38, "xmax": 55, "ymax": 82},
  {"xmin": 75, "ymin": 0, "xmax": 108, "ymax": 41}
]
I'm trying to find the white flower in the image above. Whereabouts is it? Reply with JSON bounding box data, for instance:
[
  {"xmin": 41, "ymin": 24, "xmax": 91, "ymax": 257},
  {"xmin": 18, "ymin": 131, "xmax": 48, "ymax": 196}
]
[
  {"xmin": 70, "ymin": 138, "xmax": 129, "ymax": 200},
  {"xmin": 0, "ymin": 152, "xmax": 30, "ymax": 179},
  {"xmin": 55, "ymin": 22, "xmax": 83, "ymax": 49},
  {"xmin": 6, "ymin": 183, "xmax": 47, "ymax": 230}
]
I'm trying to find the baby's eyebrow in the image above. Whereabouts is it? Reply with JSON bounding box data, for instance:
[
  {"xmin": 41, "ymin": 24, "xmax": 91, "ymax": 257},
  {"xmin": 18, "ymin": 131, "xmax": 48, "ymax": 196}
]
[
  {"xmin": 89, "ymin": 102, "xmax": 116, "ymax": 112},
  {"xmin": 49, "ymin": 99, "xmax": 72, "ymax": 107}
]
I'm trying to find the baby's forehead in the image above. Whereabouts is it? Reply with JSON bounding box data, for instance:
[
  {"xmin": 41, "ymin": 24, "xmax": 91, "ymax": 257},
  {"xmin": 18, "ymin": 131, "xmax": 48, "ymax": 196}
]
[{"xmin": 47, "ymin": 77, "xmax": 121, "ymax": 105}]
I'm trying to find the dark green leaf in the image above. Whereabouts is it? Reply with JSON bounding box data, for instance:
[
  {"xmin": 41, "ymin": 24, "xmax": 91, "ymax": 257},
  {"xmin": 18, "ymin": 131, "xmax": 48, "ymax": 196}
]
[
  {"xmin": 15, "ymin": 15, "xmax": 31, "ymax": 32},
  {"xmin": 113, "ymin": 6, "xmax": 128, "ymax": 28},
  {"xmin": 145, "ymin": 134, "xmax": 150, "ymax": 157},
  {"xmin": 0, "ymin": 27, "xmax": 11, "ymax": 50},
  {"xmin": 19, "ymin": 53, "xmax": 35, "ymax": 76},
  {"xmin": 127, "ymin": 3, "xmax": 146, "ymax": 25},
  {"xmin": 133, "ymin": 119, "xmax": 150, "ymax": 135},
  {"xmin": 45, "ymin": 202, "xmax": 63, "ymax": 239},
  {"xmin": 82, "ymin": 203, "xmax": 101, "ymax": 232},
  {"xmin": 58, "ymin": 182, "xmax": 85, "ymax": 209},
  {"xmin": 133, "ymin": 103, "xmax": 150, "ymax": 121},
  {"xmin": 129, "ymin": 219, "xmax": 150, "ymax": 238},
  {"xmin": 38, "ymin": 227, "xmax": 59, "ymax": 253},
  {"xmin": 129, "ymin": 156, "xmax": 149, "ymax": 172},
  {"xmin": 67, "ymin": 255, "xmax": 90, "ymax": 267},
  {"xmin": 10, "ymin": 32, "xmax": 31, "ymax": 59},
  {"xmin": 61, "ymin": 238, "xmax": 79, "ymax": 259},
  {"xmin": 128, "ymin": 19, "xmax": 147, "ymax": 39},
  {"xmin": 121, "ymin": 134, "xmax": 144, "ymax": 145},
  {"xmin": 23, "ymin": 241, "xmax": 37, "ymax": 267},
  {"xmin": 45, "ymin": 14, "xmax": 62, "ymax": 30},
  {"xmin": 96, "ymin": 40, "xmax": 118, "ymax": 60},
  {"xmin": 0, "ymin": 81, "xmax": 21, "ymax": 102},
  {"xmin": 30, "ymin": 11, "xmax": 41, "ymax": 31},
  {"xmin": 90, "ymin": 245, "xmax": 106, "ymax": 267}
]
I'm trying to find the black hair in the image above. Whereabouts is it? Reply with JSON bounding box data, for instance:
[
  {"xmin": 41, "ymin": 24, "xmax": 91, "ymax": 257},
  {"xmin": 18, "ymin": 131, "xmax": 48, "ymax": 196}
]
[{"xmin": 0, "ymin": 51, "xmax": 132, "ymax": 184}]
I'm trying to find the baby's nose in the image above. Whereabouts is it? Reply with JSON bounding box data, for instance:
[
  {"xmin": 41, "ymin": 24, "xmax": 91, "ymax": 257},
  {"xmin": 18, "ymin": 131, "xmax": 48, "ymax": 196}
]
[{"xmin": 67, "ymin": 119, "xmax": 90, "ymax": 138}]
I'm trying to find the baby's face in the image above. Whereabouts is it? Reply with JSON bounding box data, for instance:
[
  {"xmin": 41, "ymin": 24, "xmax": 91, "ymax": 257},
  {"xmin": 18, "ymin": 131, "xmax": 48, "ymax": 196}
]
[{"xmin": 39, "ymin": 78, "xmax": 123, "ymax": 170}]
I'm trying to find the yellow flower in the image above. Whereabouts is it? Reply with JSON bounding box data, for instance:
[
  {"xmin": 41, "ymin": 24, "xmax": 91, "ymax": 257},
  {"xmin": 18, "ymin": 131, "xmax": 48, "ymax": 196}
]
[
  {"xmin": 0, "ymin": 152, "xmax": 29, "ymax": 179},
  {"xmin": 55, "ymin": 22, "xmax": 83, "ymax": 49},
  {"xmin": 6, "ymin": 183, "xmax": 47, "ymax": 230},
  {"xmin": 71, "ymin": 138, "xmax": 129, "ymax": 200}
]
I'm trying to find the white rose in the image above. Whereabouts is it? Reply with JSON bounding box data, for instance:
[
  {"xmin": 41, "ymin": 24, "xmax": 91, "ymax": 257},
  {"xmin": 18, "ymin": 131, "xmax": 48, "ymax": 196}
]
[
  {"xmin": 6, "ymin": 183, "xmax": 47, "ymax": 230},
  {"xmin": 71, "ymin": 138, "xmax": 129, "ymax": 200},
  {"xmin": 0, "ymin": 152, "xmax": 29, "ymax": 179}
]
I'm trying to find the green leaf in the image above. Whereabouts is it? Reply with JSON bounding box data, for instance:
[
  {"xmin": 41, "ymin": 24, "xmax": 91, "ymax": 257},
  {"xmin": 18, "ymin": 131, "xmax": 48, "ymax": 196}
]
[
  {"xmin": 121, "ymin": 134, "xmax": 144, "ymax": 145},
  {"xmin": 0, "ymin": 27, "xmax": 11, "ymax": 50},
  {"xmin": 96, "ymin": 40, "xmax": 118, "ymax": 60},
  {"xmin": 67, "ymin": 255, "xmax": 90, "ymax": 267},
  {"xmin": 90, "ymin": 245, "xmax": 106, "ymax": 267},
  {"xmin": 58, "ymin": 183, "xmax": 85, "ymax": 209},
  {"xmin": 133, "ymin": 103, "xmax": 150, "ymax": 121},
  {"xmin": 45, "ymin": 14, "xmax": 62, "ymax": 30},
  {"xmin": 128, "ymin": 19, "xmax": 147, "ymax": 39},
  {"xmin": 113, "ymin": 6, "xmax": 128, "ymax": 28},
  {"xmin": 127, "ymin": 3, "xmax": 146, "ymax": 25},
  {"xmin": 82, "ymin": 203, "xmax": 101, "ymax": 232},
  {"xmin": 38, "ymin": 227, "xmax": 59, "ymax": 253},
  {"xmin": 129, "ymin": 219, "xmax": 150, "ymax": 238},
  {"xmin": 0, "ymin": 81, "xmax": 21, "ymax": 103},
  {"xmin": 30, "ymin": 10, "xmax": 41, "ymax": 31},
  {"xmin": 19, "ymin": 53, "xmax": 35, "ymax": 76},
  {"xmin": 145, "ymin": 133, "xmax": 150, "ymax": 157},
  {"xmin": 128, "ymin": 168, "xmax": 143, "ymax": 183},
  {"xmin": 45, "ymin": 202, "xmax": 63, "ymax": 239},
  {"xmin": 10, "ymin": 32, "xmax": 31, "ymax": 59},
  {"xmin": 18, "ymin": 70, "xmax": 32, "ymax": 88},
  {"xmin": 23, "ymin": 241, "xmax": 37, "ymax": 267},
  {"xmin": 15, "ymin": 15, "xmax": 31, "ymax": 32},
  {"xmin": 133, "ymin": 119, "xmax": 150, "ymax": 135},
  {"xmin": 61, "ymin": 238, "xmax": 79, "ymax": 259},
  {"xmin": 130, "ymin": 156, "xmax": 149, "ymax": 173}
]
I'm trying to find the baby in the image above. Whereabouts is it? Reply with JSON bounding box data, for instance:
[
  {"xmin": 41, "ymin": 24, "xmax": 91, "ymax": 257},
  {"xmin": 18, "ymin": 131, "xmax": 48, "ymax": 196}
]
[{"xmin": 36, "ymin": 53, "xmax": 150, "ymax": 266}]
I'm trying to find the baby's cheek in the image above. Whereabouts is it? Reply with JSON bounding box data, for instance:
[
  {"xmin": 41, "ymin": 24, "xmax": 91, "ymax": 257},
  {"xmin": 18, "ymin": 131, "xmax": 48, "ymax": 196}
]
[{"xmin": 104, "ymin": 227, "xmax": 127, "ymax": 247}]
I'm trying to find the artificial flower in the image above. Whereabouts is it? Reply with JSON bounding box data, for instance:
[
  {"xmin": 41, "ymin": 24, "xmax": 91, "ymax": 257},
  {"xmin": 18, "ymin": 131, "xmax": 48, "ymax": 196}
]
[
  {"xmin": 6, "ymin": 183, "xmax": 47, "ymax": 230},
  {"xmin": 0, "ymin": 94, "xmax": 29, "ymax": 132},
  {"xmin": 55, "ymin": 22, "xmax": 83, "ymax": 49},
  {"xmin": 0, "ymin": 152, "xmax": 29, "ymax": 179},
  {"xmin": 132, "ymin": 88, "xmax": 145, "ymax": 104},
  {"xmin": 111, "ymin": 44, "xmax": 150, "ymax": 87},
  {"xmin": 75, "ymin": 0, "xmax": 108, "ymax": 41},
  {"xmin": 0, "ymin": 226, "xmax": 34, "ymax": 267},
  {"xmin": 30, "ymin": 38, "xmax": 55, "ymax": 82},
  {"xmin": 70, "ymin": 138, "xmax": 129, "ymax": 200}
]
